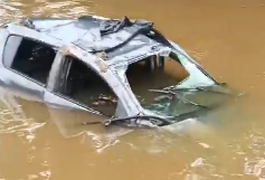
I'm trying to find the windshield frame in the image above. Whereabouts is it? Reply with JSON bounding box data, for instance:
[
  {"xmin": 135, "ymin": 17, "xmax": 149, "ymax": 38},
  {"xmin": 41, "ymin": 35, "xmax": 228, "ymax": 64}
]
[
  {"xmin": 118, "ymin": 47, "xmax": 218, "ymax": 95},
  {"xmin": 115, "ymin": 46, "xmax": 220, "ymax": 119}
]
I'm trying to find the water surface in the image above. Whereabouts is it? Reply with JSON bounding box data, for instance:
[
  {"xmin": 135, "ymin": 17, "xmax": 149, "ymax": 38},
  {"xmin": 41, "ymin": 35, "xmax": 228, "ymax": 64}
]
[{"xmin": 0, "ymin": 0, "xmax": 265, "ymax": 179}]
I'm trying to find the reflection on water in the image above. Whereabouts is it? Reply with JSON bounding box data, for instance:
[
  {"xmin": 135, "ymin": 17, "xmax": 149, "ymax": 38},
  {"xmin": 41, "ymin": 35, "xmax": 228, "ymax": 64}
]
[
  {"xmin": 0, "ymin": 0, "xmax": 265, "ymax": 180},
  {"xmin": 0, "ymin": 89, "xmax": 45, "ymax": 137}
]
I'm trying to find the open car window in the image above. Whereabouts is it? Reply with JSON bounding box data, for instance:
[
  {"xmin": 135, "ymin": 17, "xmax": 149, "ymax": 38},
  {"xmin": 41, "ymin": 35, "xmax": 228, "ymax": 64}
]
[
  {"xmin": 53, "ymin": 55, "xmax": 118, "ymax": 117},
  {"xmin": 3, "ymin": 35, "xmax": 57, "ymax": 86}
]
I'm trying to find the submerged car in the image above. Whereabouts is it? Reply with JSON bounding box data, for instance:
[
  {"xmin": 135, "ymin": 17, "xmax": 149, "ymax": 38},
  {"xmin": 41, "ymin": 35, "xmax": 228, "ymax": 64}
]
[{"xmin": 0, "ymin": 15, "xmax": 239, "ymax": 128}]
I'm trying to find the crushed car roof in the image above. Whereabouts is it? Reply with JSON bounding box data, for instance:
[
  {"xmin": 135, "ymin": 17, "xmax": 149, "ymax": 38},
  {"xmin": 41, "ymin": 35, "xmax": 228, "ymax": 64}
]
[{"xmin": 12, "ymin": 15, "xmax": 172, "ymax": 64}]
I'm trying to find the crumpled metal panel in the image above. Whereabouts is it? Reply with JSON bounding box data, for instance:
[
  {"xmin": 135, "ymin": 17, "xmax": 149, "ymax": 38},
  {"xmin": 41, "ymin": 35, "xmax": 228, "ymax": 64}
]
[
  {"xmin": 27, "ymin": 16, "xmax": 156, "ymax": 54},
  {"xmin": 26, "ymin": 16, "xmax": 172, "ymax": 68},
  {"xmin": 25, "ymin": 16, "xmax": 168, "ymax": 68}
]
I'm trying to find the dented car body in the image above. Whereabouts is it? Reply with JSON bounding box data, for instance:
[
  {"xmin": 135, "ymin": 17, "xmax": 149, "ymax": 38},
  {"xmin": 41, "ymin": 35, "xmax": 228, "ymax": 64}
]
[{"xmin": 0, "ymin": 15, "xmax": 238, "ymax": 128}]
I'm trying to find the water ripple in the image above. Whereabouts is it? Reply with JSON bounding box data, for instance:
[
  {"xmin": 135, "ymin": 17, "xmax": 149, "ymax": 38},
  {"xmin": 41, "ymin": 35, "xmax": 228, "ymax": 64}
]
[{"xmin": 0, "ymin": 0, "xmax": 95, "ymax": 25}]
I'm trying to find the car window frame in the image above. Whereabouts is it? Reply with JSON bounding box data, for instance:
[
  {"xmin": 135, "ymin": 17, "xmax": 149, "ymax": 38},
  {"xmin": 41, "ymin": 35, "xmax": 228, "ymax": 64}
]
[
  {"xmin": 47, "ymin": 44, "xmax": 144, "ymax": 117},
  {"xmin": 2, "ymin": 33, "xmax": 58, "ymax": 87},
  {"xmin": 46, "ymin": 47, "xmax": 116, "ymax": 116}
]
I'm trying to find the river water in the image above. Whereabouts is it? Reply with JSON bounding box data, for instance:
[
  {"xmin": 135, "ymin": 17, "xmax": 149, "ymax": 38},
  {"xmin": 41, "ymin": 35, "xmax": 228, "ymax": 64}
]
[{"xmin": 0, "ymin": 0, "xmax": 265, "ymax": 179}]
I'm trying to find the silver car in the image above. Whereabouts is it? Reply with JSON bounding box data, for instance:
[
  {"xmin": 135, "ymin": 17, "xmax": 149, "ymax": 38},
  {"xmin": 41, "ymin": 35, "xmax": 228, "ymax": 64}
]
[{"xmin": 0, "ymin": 15, "xmax": 239, "ymax": 128}]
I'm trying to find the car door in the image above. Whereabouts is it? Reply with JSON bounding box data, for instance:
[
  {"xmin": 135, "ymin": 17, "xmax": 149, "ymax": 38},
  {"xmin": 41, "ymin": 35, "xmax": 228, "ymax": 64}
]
[
  {"xmin": 43, "ymin": 47, "xmax": 107, "ymax": 137},
  {"xmin": 0, "ymin": 31, "xmax": 48, "ymax": 102},
  {"xmin": 44, "ymin": 48, "xmax": 92, "ymax": 111}
]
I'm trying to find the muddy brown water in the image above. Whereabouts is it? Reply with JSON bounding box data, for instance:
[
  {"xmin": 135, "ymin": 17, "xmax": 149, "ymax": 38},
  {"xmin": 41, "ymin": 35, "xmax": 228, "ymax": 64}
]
[{"xmin": 1, "ymin": 0, "xmax": 265, "ymax": 179}]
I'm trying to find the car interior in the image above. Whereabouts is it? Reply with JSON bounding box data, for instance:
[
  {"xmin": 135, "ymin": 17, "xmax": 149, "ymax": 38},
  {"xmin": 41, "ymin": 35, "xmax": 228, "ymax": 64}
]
[
  {"xmin": 57, "ymin": 56, "xmax": 119, "ymax": 116},
  {"xmin": 4, "ymin": 35, "xmax": 56, "ymax": 85},
  {"xmin": 125, "ymin": 54, "xmax": 189, "ymax": 105}
]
